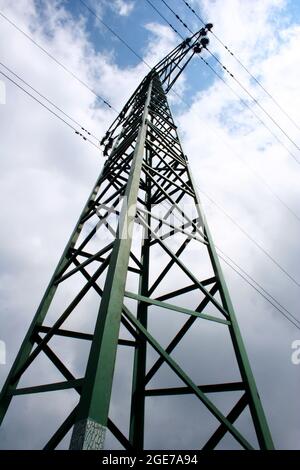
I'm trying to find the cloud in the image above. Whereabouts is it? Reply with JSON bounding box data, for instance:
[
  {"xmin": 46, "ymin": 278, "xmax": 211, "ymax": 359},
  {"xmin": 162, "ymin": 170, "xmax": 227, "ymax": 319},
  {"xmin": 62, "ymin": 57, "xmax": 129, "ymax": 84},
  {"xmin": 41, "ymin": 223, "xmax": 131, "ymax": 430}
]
[
  {"xmin": 143, "ymin": 21, "xmax": 178, "ymax": 66},
  {"xmin": 112, "ymin": 0, "xmax": 135, "ymax": 17},
  {"xmin": 89, "ymin": 0, "xmax": 135, "ymax": 19}
]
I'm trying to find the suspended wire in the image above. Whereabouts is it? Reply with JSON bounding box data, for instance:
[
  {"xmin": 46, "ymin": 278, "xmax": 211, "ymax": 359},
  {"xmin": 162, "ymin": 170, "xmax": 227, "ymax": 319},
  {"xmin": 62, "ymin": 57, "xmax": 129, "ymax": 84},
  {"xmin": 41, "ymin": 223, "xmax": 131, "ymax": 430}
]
[
  {"xmin": 0, "ymin": 69, "xmax": 100, "ymax": 150},
  {"xmin": 146, "ymin": 0, "xmax": 300, "ymax": 222},
  {"xmin": 243, "ymin": 165, "xmax": 300, "ymax": 223},
  {"xmin": 230, "ymin": 53, "xmax": 300, "ymax": 133},
  {"xmin": 145, "ymin": 0, "xmax": 184, "ymax": 40},
  {"xmin": 160, "ymin": 0, "xmax": 194, "ymax": 35},
  {"xmin": 78, "ymin": 4, "xmax": 300, "ymax": 329},
  {"xmin": 9, "ymin": 6, "xmax": 288, "ymax": 326},
  {"xmin": 199, "ymin": 188, "xmax": 300, "ymax": 288},
  {"xmin": 79, "ymin": 0, "xmax": 151, "ymax": 69},
  {"xmin": 199, "ymin": 55, "xmax": 300, "ymax": 165},
  {"xmin": 0, "ymin": 61, "xmax": 101, "ymax": 142},
  {"xmin": 3, "ymin": 1, "xmax": 298, "ymax": 173},
  {"xmin": 180, "ymin": 0, "xmax": 300, "ymax": 134},
  {"xmin": 160, "ymin": 199, "xmax": 300, "ymax": 330},
  {"xmin": 149, "ymin": 1, "xmax": 300, "ymax": 224},
  {"xmin": 0, "ymin": 11, "xmax": 118, "ymax": 112},
  {"xmin": 171, "ymin": 85, "xmax": 300, "ymax": 314},
  {"xmin": 217, "ymin": 249, "xmax": 300, "ymax": 330},
  {"xmin": 153, "ymin": 1, "xmax": 300, "ymax": 164},
  {"xmin": 206, "ymin": 47, "xmax": 300, "ymax": 153},
  {"xmin": 180, "ymin": 0, "xmax": 206, "ymax": 26},
  {"xmin": 171, "ymin": 84, "xmax": 300, "ymax": 229},
  {"xmin": 172, "ymin": 83, "xmax": 300, "ymax": 224},
  {"xmin": 88, "ymin": 0, "xmax": 300, "ymax": 172},
  {"xmin": 145, "ymin": 0, "xmax": 300, "ymax": 223},
  {"xmin": 2, "ymin": 3, "xmax": 298, "ymax": 329}
]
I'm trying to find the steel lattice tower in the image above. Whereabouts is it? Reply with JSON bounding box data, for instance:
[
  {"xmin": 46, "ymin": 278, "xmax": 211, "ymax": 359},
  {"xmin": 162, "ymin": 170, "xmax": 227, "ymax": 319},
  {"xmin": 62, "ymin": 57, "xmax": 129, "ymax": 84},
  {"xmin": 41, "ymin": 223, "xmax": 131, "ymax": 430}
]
[{"xmin": 0, "ymin": 28, "xmax": 274, "ymax": 450}]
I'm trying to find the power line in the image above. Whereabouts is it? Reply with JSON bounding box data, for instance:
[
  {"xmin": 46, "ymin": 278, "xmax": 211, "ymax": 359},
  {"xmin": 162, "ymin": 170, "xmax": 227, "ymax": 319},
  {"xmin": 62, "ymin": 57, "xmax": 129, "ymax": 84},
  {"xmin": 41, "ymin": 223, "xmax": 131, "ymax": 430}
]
[
  {"xmin": 198, "ymin": 55, "xmax": 300, "ymax": 165},
  {"xmin": 86, "ymin": 0, "xmax": 300, "ymax": 231},
  {"xmin": 206, "ymin": 47, "xmax": 300, "ymax": 153},
  {"xmin": 0, "ymin": 11, "xmax": 117, "ymax": 112},
  {"xmin": 147, "ymin": 0, "xmax": 300, "ymax": 222},
  {"xmin": 161, "ymin": 199, "xmax": 300, "ymax": 330},
  {"xmin": 172, "ymin": 82, "xmax": 300, "ymax": 322},
  {"xmin": 180, "ymin": 0, "xmax": 300, "ymax": 134},
  {"xmin": 174, "ymin": 81, "xmax": 300, "ymax": 224},
  {"xmin": 0, "ymin": 69, "xmax": 100, "ymax": 150},
  {"xmin": 160, "ymin": 0, "xmax": 194, "ymax": 35},
  {"xmin": 145, "ymin": 0, "xmax": 184, "ymax": 39},
  {"xmin": 229, "ymin": 52, "xmax": 300, "ymax": 133},
  {"xmin": 153, "ymin": 1, "xmax": 300, "ymax": 164},
  {"xmin": 217, "ymin": 248, "xmax": 300, "ymax": 330},
  {"xmin": 180, "ymin": 0, "xmax": 206, "ymax": 26},
  {"xmin": 199, "ymin": 188, "xmax": 300, "ymax": 288},
  {"xmin": 4, "ymin": 4, "xmax": 299, "ymax": 330},
  {"xmin": 51, "ymin": 0, "xmax": 300, "ymax": 331},
  {"xmin": 146, "ymin": 0, "xmax": 300, "ymax": 222},
  {"xmin": 79, "ymin": 0, "xmax": 151, "ymax": 69},
  {"xmin": 241, "ymin": 163, "xmax": 300, "ymax": 223},
  {"xmin": 79, "ymin": 0, "xmax": 300, "ymax": 312},
  {"xmin": 0, "ymin": 61, "xmax": 101, "ymax": 143},
  {"xmin": 0, "ymin": 0, "xmax": 300, "ymax": 221}
]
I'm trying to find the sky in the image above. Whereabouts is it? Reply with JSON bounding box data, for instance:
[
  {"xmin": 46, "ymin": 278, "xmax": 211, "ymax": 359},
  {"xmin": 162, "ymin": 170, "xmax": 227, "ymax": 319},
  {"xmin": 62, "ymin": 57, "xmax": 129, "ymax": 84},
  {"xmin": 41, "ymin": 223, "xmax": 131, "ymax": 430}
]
[{"xmin": 0, "ymin": 0, "xmax": 300, "ymax": 450}]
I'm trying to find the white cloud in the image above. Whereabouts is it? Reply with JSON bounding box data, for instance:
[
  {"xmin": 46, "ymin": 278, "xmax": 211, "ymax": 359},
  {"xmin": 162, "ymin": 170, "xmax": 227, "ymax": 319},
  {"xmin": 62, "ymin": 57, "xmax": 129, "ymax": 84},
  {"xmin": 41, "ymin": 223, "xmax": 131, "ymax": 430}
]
[
  {"xmin": 144, "ymin": 21, "xmax": 178, "ymax": 65},
  {"xmin": 112, "ymin": 0, "xmax": 135, "ymax": 17}
]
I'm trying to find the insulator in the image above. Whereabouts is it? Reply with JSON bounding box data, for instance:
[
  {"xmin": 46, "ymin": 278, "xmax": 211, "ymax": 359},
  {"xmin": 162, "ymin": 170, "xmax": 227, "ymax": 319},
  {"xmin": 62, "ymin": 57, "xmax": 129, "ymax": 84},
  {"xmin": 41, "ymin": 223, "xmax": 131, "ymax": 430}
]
[
  {"xmin": 100, "ymin": 131, "xmax": 110, "ymax": 146},
  {"xmin": 206, "ymin": 23, "xmax": 213, "ymax": 31},
  {"xmin": 107, "ymin": 137, "xmax": 114, "ymax": 148},
  {"xmin": 193, "ymin": 44, "xmax": 202, "ymax": 53},
  {"xmin": 200, "ymin": 37, "xmax": 209, "ymax": 47},
  {"xmin": 182, "ymin": 37, "xmax": 191, "ymax": 48},
  {"xmin": 199, "ymin": 28, "xmax": 206, "ymax": 36}
]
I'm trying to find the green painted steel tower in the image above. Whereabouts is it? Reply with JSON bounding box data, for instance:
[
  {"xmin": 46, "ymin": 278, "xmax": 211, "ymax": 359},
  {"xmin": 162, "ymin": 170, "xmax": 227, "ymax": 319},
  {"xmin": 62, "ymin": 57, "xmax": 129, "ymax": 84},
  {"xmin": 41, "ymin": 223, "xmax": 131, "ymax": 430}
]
[{"xmin": 0, "ymin": 28, "xmax": 274, "ymax": 450}]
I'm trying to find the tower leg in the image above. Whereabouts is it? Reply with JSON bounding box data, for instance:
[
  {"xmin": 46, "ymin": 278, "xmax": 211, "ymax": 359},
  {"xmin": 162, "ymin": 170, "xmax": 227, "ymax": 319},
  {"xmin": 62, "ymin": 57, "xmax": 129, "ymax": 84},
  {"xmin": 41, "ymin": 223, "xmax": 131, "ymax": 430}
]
[
  {"xmin": 69, "ymin": 78, "xmax": 153, "ymax": 450},
  {"xmin": 0, "ymin": 174, "xmax": 103, "ymax": 425}
]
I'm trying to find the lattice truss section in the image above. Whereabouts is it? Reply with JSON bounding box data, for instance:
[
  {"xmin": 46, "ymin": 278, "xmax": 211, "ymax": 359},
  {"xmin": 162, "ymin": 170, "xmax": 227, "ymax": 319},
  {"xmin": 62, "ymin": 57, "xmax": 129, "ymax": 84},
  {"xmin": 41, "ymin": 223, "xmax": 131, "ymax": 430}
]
[{"xmin": 0, "ymin": 34, "xmax": 273, "ymax": 451}]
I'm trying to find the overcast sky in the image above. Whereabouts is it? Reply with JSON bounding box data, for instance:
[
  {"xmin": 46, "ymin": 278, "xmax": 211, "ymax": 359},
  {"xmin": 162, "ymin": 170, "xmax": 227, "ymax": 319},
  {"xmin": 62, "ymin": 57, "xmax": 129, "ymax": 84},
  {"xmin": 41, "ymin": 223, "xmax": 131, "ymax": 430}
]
[{"xmin": 0, "ymin": 0, "xmax": 300, "ymax": 450}]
